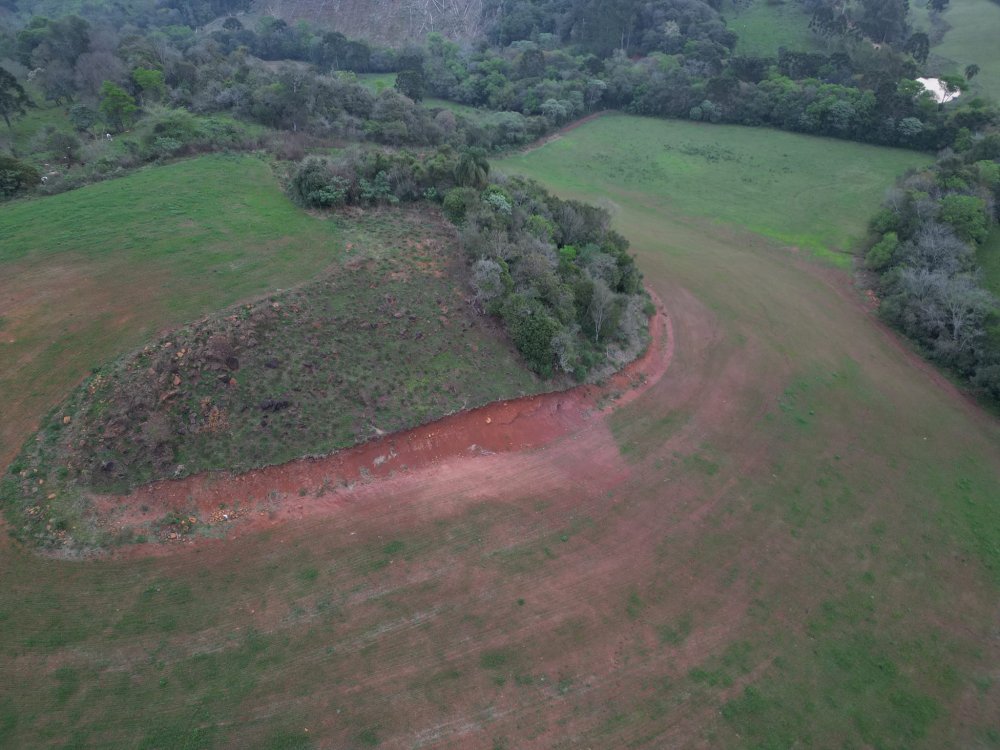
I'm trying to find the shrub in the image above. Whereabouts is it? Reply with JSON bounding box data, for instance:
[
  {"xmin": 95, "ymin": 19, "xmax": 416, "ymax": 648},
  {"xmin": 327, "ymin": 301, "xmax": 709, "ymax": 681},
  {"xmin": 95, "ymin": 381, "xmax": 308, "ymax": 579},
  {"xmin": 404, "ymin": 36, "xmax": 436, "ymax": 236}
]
[
  {"xmin": 0, "ymin": 155, "xmax": 39, "ymax": 200},
  {"xmin": 501, "ymin": 294, "xmax": 562, "ymax": 376},
  {"xmin": 866, "ymin": 232, "xmax": 899, "ymax": 270},
  {"xmin": 289, "ymin": 157, "xmax": 342, "ymax": 207},
  {"xmin": 938, "ymin": 194, "xmax": 989, "ymax": 244},
  {"xmin": 443, "ymin": 187, "xmax": 478, "ymax": 223}
]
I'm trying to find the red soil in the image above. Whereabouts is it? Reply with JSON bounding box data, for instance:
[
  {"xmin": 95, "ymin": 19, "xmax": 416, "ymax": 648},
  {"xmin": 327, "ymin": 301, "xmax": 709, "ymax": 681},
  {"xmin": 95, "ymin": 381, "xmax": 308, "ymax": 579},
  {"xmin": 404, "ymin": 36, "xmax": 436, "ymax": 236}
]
[{"xmin": 97, "ymin": 292, "xmax": 674, "ymax": 557}]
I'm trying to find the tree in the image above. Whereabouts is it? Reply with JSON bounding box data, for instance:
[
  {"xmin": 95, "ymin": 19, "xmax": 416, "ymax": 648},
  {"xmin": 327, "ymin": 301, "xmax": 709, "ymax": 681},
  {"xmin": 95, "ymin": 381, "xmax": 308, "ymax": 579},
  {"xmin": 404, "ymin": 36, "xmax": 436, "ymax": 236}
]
[
  {"xmin": 132, "ymin": 67, "xmax": 166, "ymax": 104},
  {"xmin": 588, "ymin": 277, "xmax": 616, "ymax": 342},
  {"xmin": 454, "ymin": 148, "xmax": 490, "ymax": 189},
  {"xmin": 0, "ymin": 154, "xmax": 39, "ymax": 199},
  {"xmin": 37, "ymin": 62, "xmax": 76, "ymax": 105},
  {"xmin": 68, "ymin": 103, "xmax": 98, "ymax": 132},
  {"xmin": 501, "ymin": 293, "xmax": 561, "ymax": 375},
  {"xmin": 938, "ymin": 194, "xmax": 989, "ymax": 244},
  {"xmin": 965, "ymin": 64, "xmax": 980, "ymax": 81},
  {"xmin": 471, "ymin": 258, "xmax": 511, "ymax": 309},
  {"xmin": 99, "ymin": 81, "xmax": 138, "ymax": 132},
  {"xmin": 928, "ymin": 0, "xmax": 949, "ymax": 12},
  {"xmin": 0, "ymin": 67, "xmax": 30, "ymax": 129},
  {"xmin": 394, "ymin": 68, "xmax": 426, "ymax": 102},
  {"xmin": 903, "ymin": 33, "xmax": 930, "ymax": 64},
  {"xmin": 516, "ymin": 47, "xmax": 546, "ymax": 79},
  {"xmin": 855, "ymin": 0, "xmax": 911, "ymax": 44}
]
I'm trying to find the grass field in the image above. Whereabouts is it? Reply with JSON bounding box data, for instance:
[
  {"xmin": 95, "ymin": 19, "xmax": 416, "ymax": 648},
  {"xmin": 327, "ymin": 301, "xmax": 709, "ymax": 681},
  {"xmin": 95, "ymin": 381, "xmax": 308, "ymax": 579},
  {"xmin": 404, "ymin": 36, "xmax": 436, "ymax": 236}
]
[
  {"xmin": 1, "ymin": 117, "xmax": 998, "ymax": 748},
  {"xmin": 932, "ymin": 0, "xmax": 1000, "ymax": 103},
  {"xmin": 356, "ymin": 72, "xmax": 398, "ymax": 92},
  {"xmin": 0, "ymin": 155, "xmax": 342, "ymax": 470},
  {"xmin": 723, "ymin": 0, "xmax": 823, "ymax": 56},
  {"xmin": 507, "ymin": 114, "xmax": 932, "ymax": 265},
  {"xmin": 496, "ymin": 117, "xmax": 1000, "ymax": 747}
]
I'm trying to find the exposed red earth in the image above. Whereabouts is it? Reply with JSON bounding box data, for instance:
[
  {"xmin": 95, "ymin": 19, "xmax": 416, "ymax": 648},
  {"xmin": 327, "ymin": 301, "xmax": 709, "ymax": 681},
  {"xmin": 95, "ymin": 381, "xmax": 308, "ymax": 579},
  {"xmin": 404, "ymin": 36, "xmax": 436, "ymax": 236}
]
[{"xmin": 92, "ymin": 292, "xmax": 673, "ymax": 557}]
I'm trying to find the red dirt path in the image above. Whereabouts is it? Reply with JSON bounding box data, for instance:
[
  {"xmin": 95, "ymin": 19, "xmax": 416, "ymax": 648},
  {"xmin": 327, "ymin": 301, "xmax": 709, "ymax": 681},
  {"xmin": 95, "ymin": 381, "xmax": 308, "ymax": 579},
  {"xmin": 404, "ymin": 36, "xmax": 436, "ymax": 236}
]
[{"xmin": 96, "ymin": 292, "xmax": 673, "ymax": 557}]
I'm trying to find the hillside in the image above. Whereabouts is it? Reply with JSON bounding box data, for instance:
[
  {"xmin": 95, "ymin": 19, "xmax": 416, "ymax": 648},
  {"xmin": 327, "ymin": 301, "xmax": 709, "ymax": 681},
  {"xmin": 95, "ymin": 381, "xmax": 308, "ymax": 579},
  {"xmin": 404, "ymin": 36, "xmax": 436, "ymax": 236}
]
[
  {"xmin": 251, "ymin": 0, "xmax": 486, "ymax": 43},
  {"xmin": 3, "ymin": 203, "xmax": 546, "ymax": 550}
]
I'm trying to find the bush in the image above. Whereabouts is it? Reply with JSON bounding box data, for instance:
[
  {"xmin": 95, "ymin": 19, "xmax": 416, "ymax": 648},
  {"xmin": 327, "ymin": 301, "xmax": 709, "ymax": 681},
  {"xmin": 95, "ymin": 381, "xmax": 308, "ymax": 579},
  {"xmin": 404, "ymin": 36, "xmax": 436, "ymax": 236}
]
[
  {"xmin": 289, "ymin": 157, "xmax": 343, "ymax": 207},
  {"xmin": 501, "ymin": 294, "xmax": 562, "ymax": 376},
  {"xmin": 0, "ymin": 155, "xmax": 39, "ymax": 200},
  {"xmin": 866, "ymin": 232, "xmax": 899, "ymax": 270},
  {"xmin": 443, "ymin": 187, "xmax": 479, "ymax": 223}
]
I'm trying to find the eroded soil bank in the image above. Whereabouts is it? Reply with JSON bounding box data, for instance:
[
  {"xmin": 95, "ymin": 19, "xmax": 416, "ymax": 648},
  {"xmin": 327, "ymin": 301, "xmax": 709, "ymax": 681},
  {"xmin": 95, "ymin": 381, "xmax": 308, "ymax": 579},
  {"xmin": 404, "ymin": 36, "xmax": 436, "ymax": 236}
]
[{"xmin": 91, "ymin": 293, "xmax": 673, "ymax": 557}]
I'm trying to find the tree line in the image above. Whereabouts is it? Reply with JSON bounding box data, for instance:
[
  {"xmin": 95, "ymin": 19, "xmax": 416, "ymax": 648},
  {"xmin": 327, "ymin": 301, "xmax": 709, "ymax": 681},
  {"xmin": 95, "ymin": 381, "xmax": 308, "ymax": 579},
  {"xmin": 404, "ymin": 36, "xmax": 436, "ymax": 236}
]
[
  {"xmin": 866, "ymin": 130, "xmax": 1000, "ymax": 400},
  {"xmin": 290, "ymin": 147, "xmax": 651, "ymax": 380}
]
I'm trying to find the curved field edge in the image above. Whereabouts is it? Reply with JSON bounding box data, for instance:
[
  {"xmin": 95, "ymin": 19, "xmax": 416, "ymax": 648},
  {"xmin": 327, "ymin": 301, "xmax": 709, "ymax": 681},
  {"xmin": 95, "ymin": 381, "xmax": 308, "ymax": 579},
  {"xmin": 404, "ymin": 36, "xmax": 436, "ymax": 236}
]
[
  {"xmin": 497, "ymin": 116, "xmax": 1000, "ymax": 747},
  {"xmin": 498, "ymin": 113, "xmax": 934, "ymax": 267},
  {"xmin": 83, "ymin": 292, "xmax": 667, "ymax": 559},
  {"xmin": 2, "ymin": 205, "xmax": 563, "ymax": 551},
  {"xmin": 0, "ymin": 154, "xmax": 344, "ymax": 472}
]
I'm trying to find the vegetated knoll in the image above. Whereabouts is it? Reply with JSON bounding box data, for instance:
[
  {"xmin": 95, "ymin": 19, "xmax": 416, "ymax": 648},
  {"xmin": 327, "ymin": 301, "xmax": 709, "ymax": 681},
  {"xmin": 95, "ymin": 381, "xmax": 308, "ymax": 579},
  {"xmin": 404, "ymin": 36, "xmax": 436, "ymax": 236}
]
[
  {"xmin": 252, "ymin": 0, "xmax": 486, "ymax": 44},
  {"xmin": 2, "ymin": 206, "xmax": 545, "ymax": 551}
]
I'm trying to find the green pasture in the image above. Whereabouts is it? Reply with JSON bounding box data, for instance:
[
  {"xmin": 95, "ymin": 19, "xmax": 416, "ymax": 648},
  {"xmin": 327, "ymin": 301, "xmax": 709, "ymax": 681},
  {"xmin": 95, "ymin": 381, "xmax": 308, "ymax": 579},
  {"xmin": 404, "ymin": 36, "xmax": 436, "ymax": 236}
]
[
  {"xmin": 503, "ymin": 114, "xmax": 931, "ymax": 266},
  {"xmin": 723, "ymin": 0, "xmax": 823, "ymax": 56},
  {"xmin": 0, "ymin": 155, "xmax": 339, "ymax": 468},
  {"xmin": 496, "ymin": 116, "xmax": 1000, "ymax": 747},
  {"xmin": 932, "ymin": 0, "xmax": 1000, "ymax": 103},
  {"xmin": 355, "ymin": 72, "xmax": 397, "ymax": 92}
]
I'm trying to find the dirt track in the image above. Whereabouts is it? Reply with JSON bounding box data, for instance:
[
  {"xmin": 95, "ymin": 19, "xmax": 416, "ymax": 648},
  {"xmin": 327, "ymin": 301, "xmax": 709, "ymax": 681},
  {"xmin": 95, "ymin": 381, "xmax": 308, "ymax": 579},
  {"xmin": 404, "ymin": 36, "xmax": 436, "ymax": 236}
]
[{"xmin": 96, "ymin": 293, "xmax": 674, "ymax": 557}]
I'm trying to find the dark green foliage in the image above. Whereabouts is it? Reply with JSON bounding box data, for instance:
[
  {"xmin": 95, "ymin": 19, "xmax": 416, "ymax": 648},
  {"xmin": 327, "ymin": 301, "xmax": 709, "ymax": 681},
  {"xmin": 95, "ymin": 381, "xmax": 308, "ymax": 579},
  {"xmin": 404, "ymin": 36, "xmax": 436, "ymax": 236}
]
[
  {"xmin": 442, "ymin": 187, "xmax": 479, "ymax": 222},
  {"xmin": 868, "ymin": 143, "xmax": 1000, "ymax": 401},
  {"xmin": 68, "ymin": 103, "xmax": 98, "ymax": 132},
  {"xmin": 290, "ymin": 148, "xmax": 649, "ymax": 380},
  {"xmin": 394, "ymin": 68, "xmax": 426, "ymax": 101},
  {"xmin": 0, "ymin": 66, "xmax": 30, "ymax": 129},
  {"xmin": 501, "ymin": 295, "xmax": 561, "ymax": 375},
  {"xmin": 0, "ymin": 154, "xmax": 38, "ymax": 200}
]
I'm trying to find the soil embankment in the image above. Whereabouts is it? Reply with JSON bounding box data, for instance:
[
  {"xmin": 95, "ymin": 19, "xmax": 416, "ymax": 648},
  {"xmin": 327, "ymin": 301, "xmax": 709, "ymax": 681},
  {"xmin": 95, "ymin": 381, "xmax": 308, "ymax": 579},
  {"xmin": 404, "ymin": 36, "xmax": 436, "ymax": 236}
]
[{"xmin": 95, "ymin": 293, "xmax": 673, "ymax": 556}]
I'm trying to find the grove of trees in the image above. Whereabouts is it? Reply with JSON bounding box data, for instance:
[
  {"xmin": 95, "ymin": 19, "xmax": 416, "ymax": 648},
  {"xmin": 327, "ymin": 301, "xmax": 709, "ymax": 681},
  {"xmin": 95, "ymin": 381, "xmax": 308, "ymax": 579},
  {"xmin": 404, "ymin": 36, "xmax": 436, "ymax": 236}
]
[{"xmin": 290, "ymin": 147, "xmax": 651, "ymax": 380}]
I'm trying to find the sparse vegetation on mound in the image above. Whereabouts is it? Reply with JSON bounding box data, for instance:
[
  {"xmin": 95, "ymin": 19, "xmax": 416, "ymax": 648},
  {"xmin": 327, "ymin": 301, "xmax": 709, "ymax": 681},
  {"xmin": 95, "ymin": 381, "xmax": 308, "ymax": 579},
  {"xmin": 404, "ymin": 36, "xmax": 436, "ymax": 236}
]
[
  {"xmin": 2, "ymin": 206, "xmax": 546, "ymax": 550},
  {"xmin": 0, "ymin": 154, "xmax": 346, "ymax": 472}
]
